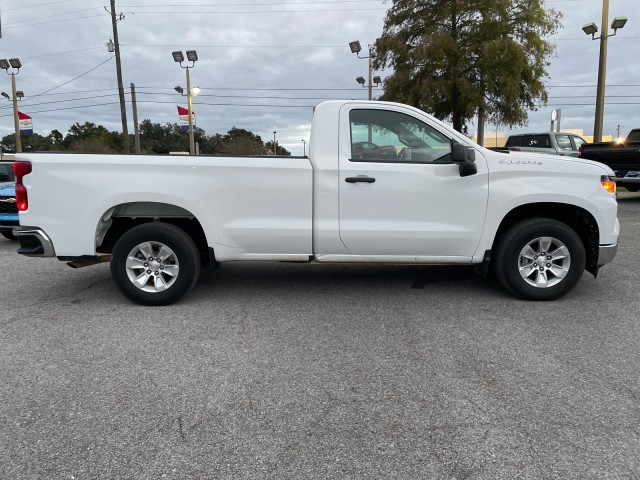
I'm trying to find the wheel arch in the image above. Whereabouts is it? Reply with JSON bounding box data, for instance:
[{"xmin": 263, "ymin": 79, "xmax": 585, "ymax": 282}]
[
  {"xmin": 492, "ymin": 202, "xmax": 599, "ymax": 273},
  {"xmin": 95, "ymin": 201, "xmax": 212, "ymax": 266}
]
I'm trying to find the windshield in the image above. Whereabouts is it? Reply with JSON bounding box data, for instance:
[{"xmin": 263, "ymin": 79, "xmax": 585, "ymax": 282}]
[{"xmin": 0, "ymin": 163, "xmax": 15, "ymax": 182}]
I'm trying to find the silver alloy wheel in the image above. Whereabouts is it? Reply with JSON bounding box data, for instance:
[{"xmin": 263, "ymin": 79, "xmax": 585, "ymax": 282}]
[
  {"xmin": 125, "ymin": 241, "xmax": 180, "ymax": 293},
  {"xmin": 518, "ymin": 236, "xmax": 571, "ymax": 288}
]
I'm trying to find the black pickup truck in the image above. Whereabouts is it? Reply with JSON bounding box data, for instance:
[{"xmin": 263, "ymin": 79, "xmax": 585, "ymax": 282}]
[{"xmin": 579, "ymin": 129, "xmax": 640, "ymax": 192}]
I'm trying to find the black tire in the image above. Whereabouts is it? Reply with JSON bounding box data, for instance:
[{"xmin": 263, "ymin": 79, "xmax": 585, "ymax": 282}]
[
  {"xmin": 624, "ymin": 185, "xmax": 640, "ymax": 193},
  {"xmin": 1, "ymin": 231, "xmax": 16, "ymax": 240},
  {"xmin": 493, "ymin": 218, "xmax": 586, "ymax": 301},
  {"xmin": 110, "ymin": 222, "xmax": 201, "ymax": 306}
]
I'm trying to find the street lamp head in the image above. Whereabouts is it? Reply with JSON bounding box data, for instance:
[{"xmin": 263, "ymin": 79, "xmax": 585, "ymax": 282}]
[
  {"xmin": 373, "ymin": 75, "xmax": 382, "ymax": 86},
  {"xmin": 174, "ymin": 86, "xmax": 184, "ymax": 94},
  {"xmin": 582, "ymin": 22, "xmax": 598, "ymax": 36},
  {"xmin": 15, "ymin": 91, "xmax": 24, "ymax": 100},
  {"xmin": 349, "ymin": 40, "xmax": 362, "ymax": 54},
  {"xmin": 192, "ymin": 86, "xmax": 201, "ymax": 96},
  {"xmin": 611, "ymin": 16, "xmax": 628, "ymax": 31},
  {"xmin": 0, "ymin": 59, "xmax": 10, "ymax": 70},
  {"xmin": 8, "ymin": 58, "xmax": 22, "ymax": 69},
  {"xmin": 186, "ymin": 50, "xmax": 198, "ymax": 62},
  {"xmin": 172, "ymin": 51, "xmax": 185, "ymax": 63},
  {"xmin": 356, "ymin": 76, "xmax": 366, "ymax": 86},
  {"xmin": 1, "ymin": 92, "xmax": 9, "ymax": 100}
]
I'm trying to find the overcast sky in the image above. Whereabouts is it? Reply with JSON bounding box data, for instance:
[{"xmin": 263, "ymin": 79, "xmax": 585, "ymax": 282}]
[{"xmin": 0, "ymin": 0, "xmax": 639, "ymax": 154}]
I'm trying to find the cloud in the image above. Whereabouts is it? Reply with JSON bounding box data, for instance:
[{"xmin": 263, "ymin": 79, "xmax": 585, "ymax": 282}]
[{"xmin": 1, "ymin": 0, "xmax": 639, "ymax": 154}]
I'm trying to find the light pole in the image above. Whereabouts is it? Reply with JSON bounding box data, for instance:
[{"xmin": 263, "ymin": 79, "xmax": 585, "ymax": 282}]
[
  {"xmin": 172, "ymin": 50, "xmax": 198, "ymax": 155},
  {"xmin": 349, "ymin": 41, "xmax": 382, "ymax": 101},
  {"xmin": 0, "ymin": 58, "xmax": 23, "ymax": 153},
  {"xmin": 582, "ymin": 3, "xmax": 627, "ymax": 142},
  {"xmin": 301, "ymin": 139, "xmax": 306, "ymax": 156},
  {"xmin": 355, "ymin": 75, "xmax": 382, "ymax": 96},
  {"xmin": 273, "ymin": 131, "xmax": 277, "ymax": 156}
]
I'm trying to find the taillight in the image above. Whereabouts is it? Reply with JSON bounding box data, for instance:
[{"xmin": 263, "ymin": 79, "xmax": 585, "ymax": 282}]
[
  {"xmin": 12, "ymin": 161, "xmax": 32, "ymax": 211},
  {"xmin": 578, "ymin": 145, "xmax": 583, "ymax": 158}
]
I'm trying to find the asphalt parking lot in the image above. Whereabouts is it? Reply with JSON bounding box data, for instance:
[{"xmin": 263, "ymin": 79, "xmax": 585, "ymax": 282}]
[{"xmin": 1, "ymin": 193, "xmax": 639, "ymax": 479}]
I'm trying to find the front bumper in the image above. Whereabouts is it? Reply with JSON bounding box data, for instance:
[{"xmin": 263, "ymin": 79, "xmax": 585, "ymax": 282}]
[
  {"xmin": 597, "ymin": 243, "xmax": 618, "ymax": 267},
  {"xmin": 13, "ymin": 226, "xmax": 56, "ymax": 257}
]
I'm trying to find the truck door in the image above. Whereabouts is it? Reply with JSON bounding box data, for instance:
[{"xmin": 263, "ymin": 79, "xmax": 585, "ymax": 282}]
[{"xmin": 338, "ymin": 106, "xmax": 489, "ymax": 258}]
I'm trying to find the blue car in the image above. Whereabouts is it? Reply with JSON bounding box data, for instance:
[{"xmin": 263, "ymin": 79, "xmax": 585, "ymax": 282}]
[{"xmin": 0, "ymin": 162, "xmax": 18, "ymax": 240}]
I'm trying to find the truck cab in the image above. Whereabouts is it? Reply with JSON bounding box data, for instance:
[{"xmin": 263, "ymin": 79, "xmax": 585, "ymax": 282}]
[{"xmin": 505, "ymin": 132, "xmax": 587, "ymax": 157}]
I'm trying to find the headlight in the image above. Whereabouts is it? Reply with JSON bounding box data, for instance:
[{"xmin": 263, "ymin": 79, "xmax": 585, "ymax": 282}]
[{"xmin": 601, "ymin": 175, "xmax": 616, "ymax": 194}]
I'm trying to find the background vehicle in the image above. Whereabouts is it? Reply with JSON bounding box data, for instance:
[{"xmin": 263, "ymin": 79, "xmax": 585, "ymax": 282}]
[
  {"xmin": 0, "ymin": 160, "xmax": 18, "ymax": 240},
  {"xmin": 0, "ymin": 182, "xmax": 18, "ymax": 240},
  {"xmin": 505, "ymin": 132, "xmax": 587, "ymax": 157},
  {"xmin": 12, "ymin": 101, "xmax": 619, "ymax": 305},
  {"xmin": 579, "ymin": 129, "xmax": 640, "ymax": 192}
]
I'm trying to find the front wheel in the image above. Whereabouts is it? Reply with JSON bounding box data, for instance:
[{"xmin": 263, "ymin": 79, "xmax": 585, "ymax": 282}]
[
  {"xmin": 110, "ymin": 222, "xmax": 201, "ymax": 306},
  {"xmin": 493, "ymin": 218, "xmax": 586, "ymax": 301}
]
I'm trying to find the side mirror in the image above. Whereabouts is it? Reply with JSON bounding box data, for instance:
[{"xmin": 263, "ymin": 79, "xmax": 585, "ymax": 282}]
[{"xmin": 452, "ymin": 143, "xmax": 477, "ymax": 177}]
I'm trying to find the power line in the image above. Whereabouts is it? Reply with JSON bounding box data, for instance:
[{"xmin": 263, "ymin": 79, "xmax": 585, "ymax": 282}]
[
  {"xmin": 3, "ymin": 5, "xmax": 383, "ymax": 28},
  {"xmin": 0, "ymin": 100, "xmax": 315, "ymax": 118},
  {"xmin": 0, "ymin": 57, "xmax": 114, "ymax": 110},
  {"xmin": 0, "ymin": 102, "xmax": 121, "ymax": 117},
  {"xmin": 121, "ymin": 0, "xmax": 383, "ymax": 6},
  {"xmin": 22, "ymin": 47, "xmax": 107, "ymax": 60},
  {"xmin": 123, "ymin": 43, "xmax": 348, "ymax": 48},
  {"xmin": 2, "ymin": 0, "xmax": 81, "ymax": 11},
  {"xmin": 2, "ymin": 7, "xmax": 101, "ymax": 25},
  {"xmin": 3, "ymin": 14, "xmax": 109, "ymax": 29},
  {"xmin": 135, "ymin": 86, "xmax": 375, "ymax": 91}
]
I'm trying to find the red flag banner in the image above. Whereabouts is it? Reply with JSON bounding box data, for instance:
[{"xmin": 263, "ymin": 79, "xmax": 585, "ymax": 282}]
[
  {"xmin": 18, "ymin": 111, "xmax": 33, "ymax": 134},
  {"xmin": 177, "ymin": 106, "xmax": 195, "ymax": 131}
]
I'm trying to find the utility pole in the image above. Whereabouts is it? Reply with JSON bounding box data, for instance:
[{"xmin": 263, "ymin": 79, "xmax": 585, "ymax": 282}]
[
  {"xmin": 131, "ymin": 83, "xmax": 140, "ymax": 154},
  {"xmin": 109, "ymin": 0, "xmax": 130, "ymax": 153}
]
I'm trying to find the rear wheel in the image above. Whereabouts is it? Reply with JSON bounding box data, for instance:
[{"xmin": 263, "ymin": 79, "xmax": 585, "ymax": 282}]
[
  {"xmin": 1, "ymin": 231, "xmax": 16, "ymax": 240},
  {"xmin": 494, "ymin": 218, "xmax": 585, "ymax": 300},
  {"xmin": 110, "ymin": 222, "xmax": 201, "ymax": 306}
]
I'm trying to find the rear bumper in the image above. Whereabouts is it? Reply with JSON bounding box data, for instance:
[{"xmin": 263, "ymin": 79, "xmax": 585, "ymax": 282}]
[
  {"xmin": 13, "ymin": 226, "xmax": 56, "ymax": 257},
  {"xmin": 597, "ymin": 243, "xmax": 618, "ymax": 267},
  {"xmin": 0, "ymin": 220, "xmax": 19, "ymax": 232}
]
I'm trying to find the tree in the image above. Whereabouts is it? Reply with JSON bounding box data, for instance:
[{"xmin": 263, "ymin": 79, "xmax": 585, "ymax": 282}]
[
  {"xmin": 64, "ymin": 122, "xmax": 122, "ymax": 151},
  {"xmin": 264, "ymin": 140, "xmax": 292, "ymax": 156},
  {"xmin": 139, "ymin": 120, "xmax": 187, "ymax": 154},
  {"xmin": 47, "ymin": 129, "xmax": 65, "ymax": 149},
  {"xmin": 217, "ymin": 127, "xmax": 265, "ymax": 155},
  {"xmin": 373, "ymin": 0, "xmax": 562, "ymax": 135},
  {"xmin": 1, "ymin": 133, "xmax": 54, "ymax": 152}
]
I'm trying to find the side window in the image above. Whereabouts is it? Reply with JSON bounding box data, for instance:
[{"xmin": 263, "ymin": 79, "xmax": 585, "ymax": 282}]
[
  {"xmin": 350, "ymin": 109, "xmax": 452, "ymax": 163},
  {"xmin": 556, "ymin": 135, "xmax": 573, "ymax": 151},
  {"xmin": 522, "ymin": 135, "xmax": 551, "ymax": 148},
  {"xmin": 572, "ymin": 136, "xmax": 587, "ymax": 150},
  {"xmin": 505, "ymin": 136, "xmax": 522, "ymax": 147}
]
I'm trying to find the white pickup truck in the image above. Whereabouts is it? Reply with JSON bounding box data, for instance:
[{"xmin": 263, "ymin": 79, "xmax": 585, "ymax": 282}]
[{"xmin": 12, "ymin": 100, "xmax": 619, "ymax": 305}]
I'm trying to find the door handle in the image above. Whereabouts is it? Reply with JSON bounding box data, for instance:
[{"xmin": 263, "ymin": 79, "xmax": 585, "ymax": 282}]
[{"xmin": 345, "ymin": 175, "xmax": 376, "ymax": 184}]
